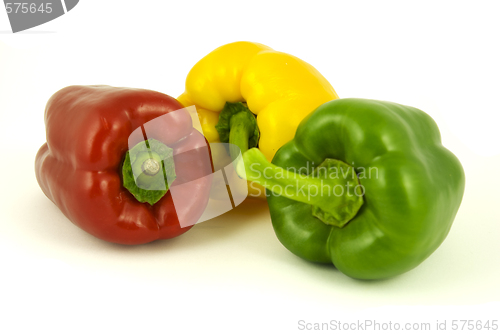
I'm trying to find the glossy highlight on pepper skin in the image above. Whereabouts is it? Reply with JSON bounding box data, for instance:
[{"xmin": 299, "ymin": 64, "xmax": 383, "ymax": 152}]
[
  {"xmin": 264, "ymin": 99, "xmax": 465, "ymax": 279},
  {"xmin": 178, "ymin": 41, "xmax": 339, "ymax": 198},
  {"xmin": 35, "ymin": 86, "xmax": 212, "ymax": 245}
]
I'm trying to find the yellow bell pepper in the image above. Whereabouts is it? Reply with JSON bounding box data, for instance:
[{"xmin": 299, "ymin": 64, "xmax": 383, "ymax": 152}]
[{"xmin": 178, "ymin": 41, "xmax": 338, "ymax": 198}]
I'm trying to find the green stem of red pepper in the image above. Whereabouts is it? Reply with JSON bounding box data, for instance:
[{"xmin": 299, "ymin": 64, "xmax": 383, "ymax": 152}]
[
  {"xmin": 215, "ymin": 102, "xmax": 260, "ymax": 161},
  {"xmin": 236, "ymin": 148, "xmax": 364, "ymax": 227},
  {"xmin": 122, "ymin": 139, "xmax": 176, "ymax": 205}
]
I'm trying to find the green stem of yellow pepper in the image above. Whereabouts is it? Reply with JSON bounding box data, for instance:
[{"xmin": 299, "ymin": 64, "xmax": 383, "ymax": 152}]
[{"xmin": 215, "ymin": 102, "xmax": 260, "ymax": 162}]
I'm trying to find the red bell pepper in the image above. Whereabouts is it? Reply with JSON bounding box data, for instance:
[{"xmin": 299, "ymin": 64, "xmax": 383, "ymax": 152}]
[{"xmin": 35, "ymin": 85, "xmax": 212, "ymax": 245}]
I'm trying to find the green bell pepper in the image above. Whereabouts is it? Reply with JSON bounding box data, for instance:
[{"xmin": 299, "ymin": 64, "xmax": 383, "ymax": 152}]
[{"xmin": 237, "ymin": 98, "xmax": 465, "ymax": 280}]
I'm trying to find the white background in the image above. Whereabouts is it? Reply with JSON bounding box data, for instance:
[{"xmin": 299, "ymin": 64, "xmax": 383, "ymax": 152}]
[{"xmin": 1, "ymin": 1, "xmax": 499, "ymax": 333}]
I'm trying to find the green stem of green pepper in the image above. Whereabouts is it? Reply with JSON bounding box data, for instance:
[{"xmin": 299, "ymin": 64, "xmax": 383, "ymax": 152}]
[
  {"xmin": 122, "ymin": 139, "xmax": 176, "ymax": 205},
  {"xmin": 236, "ymin": 148, "xmax": 364, "ymax": 227},
  {"xmin": 215, "ymin": 102, "xmax": 260, "ymax": 161}
]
